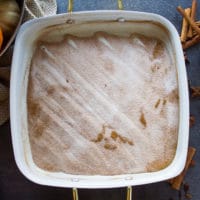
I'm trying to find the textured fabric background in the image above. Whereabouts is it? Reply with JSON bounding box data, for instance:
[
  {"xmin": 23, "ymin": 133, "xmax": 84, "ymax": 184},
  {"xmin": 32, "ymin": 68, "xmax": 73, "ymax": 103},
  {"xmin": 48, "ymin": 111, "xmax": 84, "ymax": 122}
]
[
  {"xmin": 0, "ymin": 0, "xmax": 57, "ymax": 126},
  {"xmin": 24, "ymin": 0, "xmax": 57, "ymax": 20}
]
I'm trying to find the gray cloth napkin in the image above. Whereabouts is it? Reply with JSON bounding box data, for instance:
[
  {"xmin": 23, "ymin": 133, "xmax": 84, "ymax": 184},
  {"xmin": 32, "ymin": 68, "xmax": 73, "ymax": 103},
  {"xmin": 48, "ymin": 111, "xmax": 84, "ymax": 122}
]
[
  {"xmin": 0, "ymin": 0, "xmax": 57, "ymax": 126},
  {"xmin": 24, "ymin": 0, "xmax": 57, "ymax": 21}
]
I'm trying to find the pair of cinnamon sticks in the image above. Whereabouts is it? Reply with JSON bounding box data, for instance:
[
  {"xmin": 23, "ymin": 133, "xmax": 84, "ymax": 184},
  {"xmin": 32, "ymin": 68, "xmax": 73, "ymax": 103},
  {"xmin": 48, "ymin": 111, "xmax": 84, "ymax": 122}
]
[
  {"xmin": 168, "ymin": 0, "xmax": 198, "ymax": 193},
  {"xmin": 168, "ymin": 147, "xmax": 196, "ymax": 191},
  {"xmin": 177, "ymin": 0, "xmax": 200, "ymax": 49}
]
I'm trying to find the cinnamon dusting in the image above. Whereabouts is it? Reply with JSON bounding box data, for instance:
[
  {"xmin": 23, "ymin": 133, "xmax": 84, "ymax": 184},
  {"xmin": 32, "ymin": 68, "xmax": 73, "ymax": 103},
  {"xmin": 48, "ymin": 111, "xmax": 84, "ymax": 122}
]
[
  {"xmin": 140, "ymin": 112, "xmax": 147, "ymax": 127},
  {"xmin": 146, "ymin": 159, "xmax": 171, "ymax": 172},
  {"xmin": 163, "ymin": 99, "xmax": 167, "ymax": 105},
  {"xmin": 104, "ymin": 143, "xmax": 117, "ymax": 150},
  {"xmin": 153, "ymin": 41, "xmax": 164, "ymax": 58},
  {"xmin": 28, "ymin": 101, "xmax": 40, "ymax": 117},
  {"xmin": 91, "ymin": 125, "xmax": 134, "ymax": 150},
  {"xmin": 27, "ymin": 31, "xmax": 178, "ymax": 175},
  {"xmin": 167, "ymin": 89, "xmax": 179, "ymax": 103},
  {"xmin": 92, "ymin": 133, "xmax": 104, "ymax": 143},
  {"xmin": 154, "ymin": 99, "xmax": 161, "ymax": 108},
  {"xmin": 47, "ymin": 86, "xmax": 55, "ymax": 95},
  {"xmin": 110, "ymin": 131, "xmax": 118, "ymax": 140}
]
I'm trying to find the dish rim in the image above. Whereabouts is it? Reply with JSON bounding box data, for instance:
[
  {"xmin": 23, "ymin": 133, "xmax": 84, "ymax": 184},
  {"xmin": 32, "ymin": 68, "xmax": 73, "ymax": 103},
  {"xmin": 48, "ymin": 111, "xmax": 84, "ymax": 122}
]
[{"xmin": 10, "ymin": 10, "xmax": 189, "ymax": 188}]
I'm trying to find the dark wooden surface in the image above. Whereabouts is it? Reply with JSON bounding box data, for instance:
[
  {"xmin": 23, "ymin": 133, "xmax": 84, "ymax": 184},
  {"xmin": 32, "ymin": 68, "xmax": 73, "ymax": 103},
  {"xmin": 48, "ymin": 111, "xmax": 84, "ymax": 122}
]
[
  {"xmin": 0, "ymin": 121, "xmax": 181, "ymax": 200},
  {"xmin": 1, "ymin": 0, "xmax": 200, "ymax": 199}
]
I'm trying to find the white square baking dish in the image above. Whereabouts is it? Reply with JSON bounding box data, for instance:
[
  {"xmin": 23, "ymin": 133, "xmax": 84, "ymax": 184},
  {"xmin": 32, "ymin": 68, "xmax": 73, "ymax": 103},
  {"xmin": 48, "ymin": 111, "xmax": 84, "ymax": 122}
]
[{"xmin": 10, "ymin": 10, "xmax": 189, "ymax": 188}]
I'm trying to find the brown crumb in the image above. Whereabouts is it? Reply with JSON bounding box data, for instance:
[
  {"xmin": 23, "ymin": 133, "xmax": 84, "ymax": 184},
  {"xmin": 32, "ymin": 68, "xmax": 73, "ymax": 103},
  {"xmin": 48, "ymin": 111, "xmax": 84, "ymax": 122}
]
[
  {"xmin": 183, "ymin": 183, "xmax": 190, "ymax": 194},
  {"xmin": 189, "ymin": 115, "xmax": 195, "ymax": 127},
  {"xmin": 92, "ymin": 126, "xmax": 133, "ymax": 147},
  {"xmin": 111, "ymin": 131, "xmax": 118, "ymax": 140},
  {"xmin": 118, "ymin": 135, "xmax": 133, "ymax": 145},
  {"xmin": 185, "ymin": 193, "xmax": 192, "ymax": 199},
  {"xmin": 92, "ymin": 133, "xmax": 104, "ymax": 143},
  {"xmin": 128, "ymin": 141, "xmax": 134, "ymax": 146},
  {"xmin": 111, "ymin": 131, "xmax": 134, "ymax": 146},
  {"xmin": 104, "ymin": 143, "xmax": 117, "ymax": 150},
  {"xmin": 163, "ymin": 99, "xmax": 167, "ymax": 105},
  {"xmin": 140, "ymin": 112, "xmax": 147, "ymax": 127},
  {"xmin": 154, "ymin": 99, "xmax": 161, "ymax": 108},
  {"xmin": 183, "ymin": 183, "xmax": 192, "ymax": 199},
  {"xmin": 191, "ymin": 86, "xmax": 200, "ymax": 97},
  {"xmin": 118, "ymin": 135, "xmax": 127, "ymax": 143},
  {"xmin": 184, "ymin": 51, "xmax": 190, "ymax": 63}
]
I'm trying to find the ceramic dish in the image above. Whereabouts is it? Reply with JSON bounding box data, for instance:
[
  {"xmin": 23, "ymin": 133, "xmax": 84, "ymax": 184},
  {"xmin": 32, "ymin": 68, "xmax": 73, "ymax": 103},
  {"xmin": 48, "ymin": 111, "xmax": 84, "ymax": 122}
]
[{"xmin": 10, "ymin": 10, "xmax": 189, "ymax": 188}]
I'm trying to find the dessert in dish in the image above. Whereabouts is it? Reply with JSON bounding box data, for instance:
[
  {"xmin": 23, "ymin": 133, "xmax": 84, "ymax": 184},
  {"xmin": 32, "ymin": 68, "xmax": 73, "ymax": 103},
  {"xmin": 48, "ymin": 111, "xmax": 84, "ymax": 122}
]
[{"xmin": 27, "ymin": 32, "xmax": 179, "ymax": 175}]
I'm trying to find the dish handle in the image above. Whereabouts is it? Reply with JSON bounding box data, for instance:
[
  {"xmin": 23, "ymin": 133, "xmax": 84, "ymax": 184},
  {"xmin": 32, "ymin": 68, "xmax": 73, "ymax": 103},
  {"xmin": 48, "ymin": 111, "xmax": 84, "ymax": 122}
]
[
  {"xmin": 67, "ymin": 0, "xmax": 124, "ymax": 12},
  {"xmin": 71, "ymin": 187, "xmax": 133, "ymax": 200}
]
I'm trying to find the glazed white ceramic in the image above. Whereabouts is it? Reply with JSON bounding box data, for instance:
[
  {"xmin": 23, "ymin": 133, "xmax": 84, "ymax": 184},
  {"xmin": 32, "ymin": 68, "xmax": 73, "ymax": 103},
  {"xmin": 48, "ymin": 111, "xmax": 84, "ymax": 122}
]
[{"xmin": 10, "ymin": 10, "xmax": 189, "ymax": 188}]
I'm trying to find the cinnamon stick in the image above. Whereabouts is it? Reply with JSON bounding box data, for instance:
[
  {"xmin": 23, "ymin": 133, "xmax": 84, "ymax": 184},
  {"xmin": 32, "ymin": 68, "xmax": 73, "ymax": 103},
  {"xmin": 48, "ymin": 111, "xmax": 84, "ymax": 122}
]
[
  {"xmin": 189, "ymin": 160, "xmax": 195, "ymax": 167},
  {"xmin": 180, "ymin": 8, "xmax": 191, "ymax": 42},
  {"xmin": 192, "ymin": 21, "xmax": 200, "ymax": 36},
  {"xmin": 167, "ymin": 178, "xmax": 175, "ymax": 185},
  {"xmin": 182, "ymin": 34, "xmax": 200, "ymax": 49},
  {"xmin": 171, "ymin": 147, "xmax": 196, "ymax": 190},
  {"xmin": 187, "ymin": 0, "xmax": 197, "ymax": 38},
  {"xmin": 195, "ymin": 21, "xmax": 200, "ymax": 26},
  {"xmin": 177, "ymin": 6, "xmax": 200, "ymax": 37}
]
